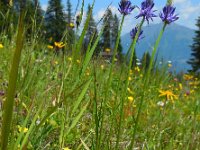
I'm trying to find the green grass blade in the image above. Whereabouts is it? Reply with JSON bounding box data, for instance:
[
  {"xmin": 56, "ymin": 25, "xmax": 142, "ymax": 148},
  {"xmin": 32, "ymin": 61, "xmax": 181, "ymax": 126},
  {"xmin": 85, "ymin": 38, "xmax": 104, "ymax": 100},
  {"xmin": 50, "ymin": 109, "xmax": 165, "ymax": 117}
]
[
  {"xmin": 66, "ymin": 101, "xmax": 90, "ymax": 136},
  {"xmin": 80, "ymin": 26, "xmax": 104, "ymax": 77},
  {"xmin": 71, "ymin": 79, "xmax": 92, "ymax": 115},
  {"xmin": 75, "ymin": 0, "xmax": 95, "ymax": 56},
  {"xmin": 1, "ymin": 10, "xmax": 25, "ymax": 150},
  {"xmin": 21, "ymin": 101, "xmax": 44, "ymax": 148}
]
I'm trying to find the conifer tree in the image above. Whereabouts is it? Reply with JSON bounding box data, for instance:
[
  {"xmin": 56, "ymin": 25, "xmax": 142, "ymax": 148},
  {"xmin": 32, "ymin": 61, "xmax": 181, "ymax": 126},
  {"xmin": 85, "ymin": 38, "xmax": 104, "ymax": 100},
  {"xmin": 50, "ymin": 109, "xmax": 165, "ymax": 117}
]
[
  {"xmin": 45, "ymin": 0, "xmax": 66, "ymax": 41},
  {"xmin": 84, "ymin": 4, "xmax": 98, "ymax": 53},
  {"xmin": 32, "ymin": 0, "xmax": 44, "ymax": 29},
  {"xmin": 66, "ymin": 0, "xmax": 74, "ymax": 51},
  {"xmin": 102, "ymin": 8, "xmax": 113, "ymax": 51},
  {"xmin": 112, "ymin": 14, "xmax": 123, "ymax": 58},
  {"xmin": 0, "ymin": 0, "xmax": 12, "ymax": 34},
  {"xmin": 188, "ymin": 16, "xmax": 200, "ymax": 73},
  {"xmin": 66, "ymin": 0, "xmax": 72, "ymax": 24}
]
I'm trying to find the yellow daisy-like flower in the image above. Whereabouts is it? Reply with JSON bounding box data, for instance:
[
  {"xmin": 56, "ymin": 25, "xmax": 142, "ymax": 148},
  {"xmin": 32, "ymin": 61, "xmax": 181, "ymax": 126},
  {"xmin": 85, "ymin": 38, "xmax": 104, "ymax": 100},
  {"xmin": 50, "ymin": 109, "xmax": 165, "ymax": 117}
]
[
  {"xmin": 159, "ymin": 90, "xmax": 178, "ymax": 101},
  {"xmin": 54, "ymin": 42, "xmax": 65, "ymax": 48},
  {"xmin": 105, "ymin": 48, "xmax": 111, "ymax": 53},
  {"xmin": 17, "ymin": 125, "xmax": 28, "ymax": 133},
  {"xmin": 47, "ymin": 45, "xmax": 53, "ymax": 49},
  {"xmin": 128, "ymin": 96, "xmax": 134, "ymax": 103},
  {"xmin": 0, "ymin": 43, "xmax": 3, "ymax": 49}
]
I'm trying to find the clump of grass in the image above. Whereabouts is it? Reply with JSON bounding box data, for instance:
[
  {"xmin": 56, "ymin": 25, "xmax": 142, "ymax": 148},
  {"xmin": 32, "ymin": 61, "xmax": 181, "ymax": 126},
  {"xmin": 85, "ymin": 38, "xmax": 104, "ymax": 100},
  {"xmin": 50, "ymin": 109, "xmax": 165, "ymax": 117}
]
[{"xmin": 0, "ymin": 0, "xmax": 200, "ymax": 149}]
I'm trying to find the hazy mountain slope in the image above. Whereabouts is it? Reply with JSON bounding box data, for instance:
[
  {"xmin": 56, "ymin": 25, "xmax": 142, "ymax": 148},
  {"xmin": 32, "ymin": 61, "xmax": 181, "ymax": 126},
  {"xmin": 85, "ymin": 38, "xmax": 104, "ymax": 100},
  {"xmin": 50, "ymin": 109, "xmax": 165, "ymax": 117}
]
[{"xmin": 121, "ymin": 23, "xmax": 195, "ymax": 72}]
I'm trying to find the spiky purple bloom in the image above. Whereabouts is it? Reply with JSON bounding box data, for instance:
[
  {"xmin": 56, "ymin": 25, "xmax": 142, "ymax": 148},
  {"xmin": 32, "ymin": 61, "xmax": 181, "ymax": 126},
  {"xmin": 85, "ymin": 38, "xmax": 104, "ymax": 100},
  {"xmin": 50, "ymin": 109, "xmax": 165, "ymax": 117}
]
[
  {"xmin": 118, "ymin": 0, "xmax": 135, "ymax": 15},
  {"xmin": 136, "ymin": 0, "xmax": 157, "ymax": 24},
  {"xmin": 130, "ymin": 26, "xmax": 144, "ymax": 42},
  {"xmin": 159, "ymin": 5, "xmax": 179, "ymax": 24}
]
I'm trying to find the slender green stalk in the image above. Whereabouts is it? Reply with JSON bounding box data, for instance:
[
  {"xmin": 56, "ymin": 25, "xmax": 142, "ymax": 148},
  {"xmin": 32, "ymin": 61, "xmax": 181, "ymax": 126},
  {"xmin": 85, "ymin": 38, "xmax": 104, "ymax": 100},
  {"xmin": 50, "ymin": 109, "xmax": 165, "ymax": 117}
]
[
  {"xmin": 1, "ymin": 10, "xmax": 25, "ymax": 150},
  {"xmin": 129, "ymin": 23, "xmax": 167, "ymax": 150},
  {"xmin": 115, "ymin": 17, "xmax": 145, "ymax": 149},
  {"xmin": 146, "ymin": 23, "xmax": 167, "ymax": 83},
  {"xmin": 97, "ymin": 15, "xmax": 125, "ymax": 149}
]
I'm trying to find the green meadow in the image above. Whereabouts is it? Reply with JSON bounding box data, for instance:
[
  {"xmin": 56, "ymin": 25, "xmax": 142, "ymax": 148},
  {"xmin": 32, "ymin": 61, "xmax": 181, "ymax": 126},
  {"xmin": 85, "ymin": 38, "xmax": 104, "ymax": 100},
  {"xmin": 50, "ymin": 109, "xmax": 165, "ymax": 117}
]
[{"xmin": 0, "ymin": 0, "xmax": 200, "ymax": 149}]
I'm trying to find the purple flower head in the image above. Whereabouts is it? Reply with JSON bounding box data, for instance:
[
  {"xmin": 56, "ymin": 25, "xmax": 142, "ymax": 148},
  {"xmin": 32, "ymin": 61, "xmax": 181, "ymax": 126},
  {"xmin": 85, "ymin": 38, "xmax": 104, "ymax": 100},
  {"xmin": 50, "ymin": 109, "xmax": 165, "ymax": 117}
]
[
  {"xmin": 160, "ymin": 5, "xmax": 179, "ymax": 24},
  {"xmin": 130, "ymin": 26, "xmax": 144, "ymax": 42},
  {"xmin": 136, "ymin": 0, "xmax": 157, "ymax": 24},
  {"xmin": 118, "ymin": 0, "xmax": 135, "ymax": 15}
]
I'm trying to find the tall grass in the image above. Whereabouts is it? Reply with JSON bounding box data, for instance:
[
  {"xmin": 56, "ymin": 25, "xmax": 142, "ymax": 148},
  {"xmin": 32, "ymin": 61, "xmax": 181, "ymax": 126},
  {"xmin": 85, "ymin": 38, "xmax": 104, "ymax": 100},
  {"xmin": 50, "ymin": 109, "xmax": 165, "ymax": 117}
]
[{"xmin": 0, "ymin": 0, "xmax": 200, "ymax": 149}]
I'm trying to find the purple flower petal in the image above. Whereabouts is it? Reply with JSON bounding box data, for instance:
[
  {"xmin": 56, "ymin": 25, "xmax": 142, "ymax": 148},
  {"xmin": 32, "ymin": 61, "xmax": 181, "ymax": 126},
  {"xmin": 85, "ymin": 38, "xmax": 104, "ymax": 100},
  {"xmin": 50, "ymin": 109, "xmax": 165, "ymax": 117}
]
[{"xmin": 160, "ymin": 5, "xmax": 179, "ymax": 24}]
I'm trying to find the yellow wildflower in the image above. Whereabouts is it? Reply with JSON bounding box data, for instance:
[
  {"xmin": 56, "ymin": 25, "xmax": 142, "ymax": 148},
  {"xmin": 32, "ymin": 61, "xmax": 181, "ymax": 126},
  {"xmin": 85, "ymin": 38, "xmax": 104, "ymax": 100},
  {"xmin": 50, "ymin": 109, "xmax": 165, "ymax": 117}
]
[
  {"xmin": 132, "ymin": 104, "xmax": 136, "ymax": 108},
  {"xmin": 86, "ymin": 72, "xmax": 90, "ymax": 76},
  {"xmin": 51, "ymin": 60, "xmax": 58, "ymax": 65},
  {"xmin": 179, "ymin": 83, "xmax": 182, "ymax": 90},
  {"xmin": 100, "ymin": 65, "xmax": 104, "ymax": 70},
  {"xmin": 168, "ymin": 63, "xmax": 172, "ymax": 67},
  {"xmin": 128, "ymin": 77, "xmax": 132, "ymax": 81},
  {"xmin": 69, "ymin": 22, "xmax": 75, "ymax": 28},
  {"xmin": 47, "ymin": 45, "xmax": 53, "ymax": 49},
  {"xmin": 129, "ymin": 69, "xmax": 133, "ymax": 75},
  {"xmin": 18, "ymin": 125, "xmax": 28, "ymax": 133},
  {"xmin": 183, "ymin": 74, "xmax": 193, "ymax": 81},
  {"xmin": 128, "ymin": 96, "xmax": 134, "ymax": 103},
  {"xmin": 63, "ymin": 147, "xmax": 71, "ymax": 150},
  {"xmin": 127, "ymin": 88, "xmax": 134, "ymax": 95},
  {"xmin": 68, "ymin": 57, "xmax": 72, "ymax": 61},
  {"xmin": 0, "ymin": 43, "xmax": 3, "ymax": 49},
  {"xmin": 159, "ymin": 90, "xmax": 178, "ymax": 101},
  {"xmin": 54, "ymin": 42, "xmax": 65, "ymax": 48},
  {"xmin": 135, "ymin": 66, "xmax": 140, "ymax": 72},
  {"xmin": 105, "ymin": 48, "xmax": 111, "ymax": 53},
  {"xmin": 76, "ymin": 59, "xmax": 81, "ymax": 64}
]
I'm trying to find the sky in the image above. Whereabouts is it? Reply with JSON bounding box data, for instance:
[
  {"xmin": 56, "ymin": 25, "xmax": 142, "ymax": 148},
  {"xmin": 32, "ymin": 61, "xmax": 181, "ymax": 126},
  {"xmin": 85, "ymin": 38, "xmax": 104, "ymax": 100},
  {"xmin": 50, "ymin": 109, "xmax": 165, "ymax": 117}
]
[{"xmin": 40, "ymin": 0, "xmax": 200, "ymax": 34}]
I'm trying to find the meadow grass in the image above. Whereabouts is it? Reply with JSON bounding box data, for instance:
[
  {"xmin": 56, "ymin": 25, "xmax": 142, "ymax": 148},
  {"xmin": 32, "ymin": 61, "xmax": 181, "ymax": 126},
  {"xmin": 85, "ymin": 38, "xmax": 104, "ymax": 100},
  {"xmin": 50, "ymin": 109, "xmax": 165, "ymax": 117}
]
[{"xmin": 0, "ymin": 1, "xmax": 200, "ymax": 150}]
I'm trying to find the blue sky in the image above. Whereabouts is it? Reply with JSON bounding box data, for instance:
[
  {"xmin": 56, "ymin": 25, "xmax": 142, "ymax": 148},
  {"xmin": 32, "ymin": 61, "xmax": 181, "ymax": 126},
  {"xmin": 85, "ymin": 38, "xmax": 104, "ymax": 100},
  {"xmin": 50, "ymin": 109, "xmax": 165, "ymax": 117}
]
[{"xmin": 40, "ymin": 0, "xmax": 200, "ymax": 34}]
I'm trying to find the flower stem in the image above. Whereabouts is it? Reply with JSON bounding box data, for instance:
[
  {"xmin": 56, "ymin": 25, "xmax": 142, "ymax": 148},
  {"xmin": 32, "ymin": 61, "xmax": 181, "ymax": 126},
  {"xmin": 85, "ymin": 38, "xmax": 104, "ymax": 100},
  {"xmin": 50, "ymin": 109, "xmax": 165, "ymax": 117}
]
[
  {"xmin": 129, "ymin": 23, "xmax": 167, "ymax": 150},
  {"xmin": 115, "ymin": 17, "xmax": 145, "ymax": 149},
  {"xmin": 146, "ymin": 23, "xmax": 167, "ymax": 83}
]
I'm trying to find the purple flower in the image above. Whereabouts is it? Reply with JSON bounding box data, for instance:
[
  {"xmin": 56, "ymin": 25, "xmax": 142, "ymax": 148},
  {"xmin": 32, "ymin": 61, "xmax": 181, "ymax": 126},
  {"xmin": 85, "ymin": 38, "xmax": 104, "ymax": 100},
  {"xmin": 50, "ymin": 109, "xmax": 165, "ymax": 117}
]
[
  {"xmin": 118, "ymin": 0, "xmax": 135, "ymax": 15},
  {"xmin": 130, "ymin": 26, "xmax": 144, "ymax": 42},
  {"xmin": 136, "ymin": 0, "xmax": 157, "ymax": 24},
  {"xmin": 160, "ymin": 5, "xmax": 179, "ymax": 24}
]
